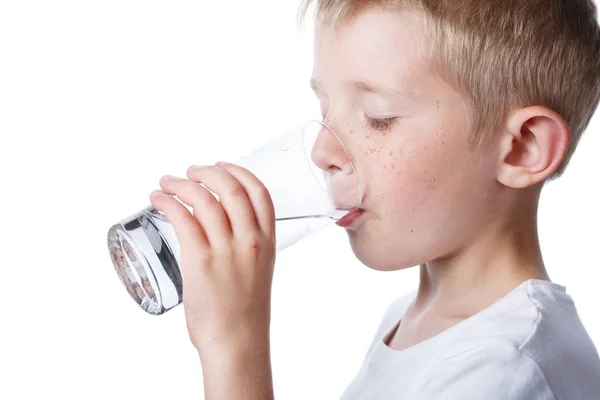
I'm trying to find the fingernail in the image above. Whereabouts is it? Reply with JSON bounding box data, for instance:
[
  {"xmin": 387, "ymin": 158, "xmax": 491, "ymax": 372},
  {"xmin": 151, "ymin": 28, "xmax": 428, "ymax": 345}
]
[
  {"xmin": 187, "ymin": 165, "xmax": 201, "ymax": 171},
  {"xmin": 215, "ymin": 161, "xmax": 228, "ymax": 167},
  {"xmin": 150, "ymin": 190, "xmax": 163, "ymax": 197},
  {"xmin": 161, "ymin": 175, "xmax": 176, "ymax": 181}
]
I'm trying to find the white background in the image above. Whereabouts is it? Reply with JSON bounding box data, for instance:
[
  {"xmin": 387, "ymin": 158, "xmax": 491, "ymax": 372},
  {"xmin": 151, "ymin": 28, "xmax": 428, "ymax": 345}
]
[{"xmin": 0, "ymin": 1, "xmax": 598, "ymax": 399}]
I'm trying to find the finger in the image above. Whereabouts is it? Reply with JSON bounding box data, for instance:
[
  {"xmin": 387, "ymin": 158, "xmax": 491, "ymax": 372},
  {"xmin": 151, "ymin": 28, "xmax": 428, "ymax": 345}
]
[
  {"xmin": 148, "ymin": 189, "xmax": 209, "ymax": 252},
  {"xmin": 213, "ymin": 162, "xmax": 276, "ymax": 240},
  {"xmin": 158, "ymin": 175, "xmax": 233, "ymax": 247},
  {"xmin": 186, "ymin": 165, "xmax": 259, "ymax": 238}
]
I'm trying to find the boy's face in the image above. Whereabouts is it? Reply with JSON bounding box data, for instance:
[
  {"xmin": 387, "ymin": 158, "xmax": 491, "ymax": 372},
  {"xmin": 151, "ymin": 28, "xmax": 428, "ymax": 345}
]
[{"xmin": 312, "ymin": 8, "xmax": 501, "ymax": 271}]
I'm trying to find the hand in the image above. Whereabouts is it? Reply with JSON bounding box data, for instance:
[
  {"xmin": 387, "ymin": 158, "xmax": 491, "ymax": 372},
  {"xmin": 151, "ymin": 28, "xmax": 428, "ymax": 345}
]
[{"xmin": 149, "ymin": 162, "xmax": 277, "ymax": 355}]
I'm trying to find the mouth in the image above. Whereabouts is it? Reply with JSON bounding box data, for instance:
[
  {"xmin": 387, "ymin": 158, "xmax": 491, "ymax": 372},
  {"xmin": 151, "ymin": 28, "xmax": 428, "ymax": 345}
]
[{"xmin": 335, "ymin": 207, "xmax": 366, "ymax": 228}]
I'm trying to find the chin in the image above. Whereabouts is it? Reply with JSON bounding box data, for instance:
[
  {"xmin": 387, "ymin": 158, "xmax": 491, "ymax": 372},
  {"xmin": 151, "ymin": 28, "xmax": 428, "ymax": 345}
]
[
  {"xmin": 344, "ymin": 213, "xmax": 423, "ymax": 271},
  {"xmin": 348, "ymin": 234, "xmax": 417, "ymax": 272}
]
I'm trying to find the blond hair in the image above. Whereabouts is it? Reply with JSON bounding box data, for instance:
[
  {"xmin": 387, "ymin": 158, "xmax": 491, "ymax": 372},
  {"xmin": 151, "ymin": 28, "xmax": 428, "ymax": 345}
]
[{"xmin": 299, "ymin": 0, "xmax": 600, "ymax": 180}]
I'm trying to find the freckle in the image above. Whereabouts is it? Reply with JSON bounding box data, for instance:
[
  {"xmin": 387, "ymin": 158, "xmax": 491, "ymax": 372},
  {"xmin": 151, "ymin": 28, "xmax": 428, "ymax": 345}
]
[
  {"xmin": 411, "ymin": 229, "xmax": 414, "ymax": 233},
  {"xmin": 364, "ymin": 151, "xmax": 369, "ymax": 155},
  {"xmin": 391, "ymin": 163, "xmax": 395, "ymax": 169},
  {"xmin": 350, "ymin": 130, "xmax": 354, "ymax": 135},
  {"xmin": 389, "ymin": 151, "xmax": 393, "ymax": 156}
]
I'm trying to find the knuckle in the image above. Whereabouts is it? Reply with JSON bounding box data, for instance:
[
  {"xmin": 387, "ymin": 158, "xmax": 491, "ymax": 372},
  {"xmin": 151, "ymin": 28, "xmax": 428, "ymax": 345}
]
[
  {"xmin": 213, "ymin": 246, "xmax": 234, "ymax": 261},
  {"xmin": 197, "ymin": 250, "xmax": 214, "ymax": 264},
  {"xmin": 227, "ymin": 184, "xmax": 246, "ymax": 199},
  {"xmin": 179, "ymin": 213, "xmax": 197, "ymax": 229},
  {"xmin": 196, "ymin": 188, "xmax": 219, "ymax": 209},
  {"xmin": 240, "ymin": 236, "xmax": 262, "ymax": 258}
]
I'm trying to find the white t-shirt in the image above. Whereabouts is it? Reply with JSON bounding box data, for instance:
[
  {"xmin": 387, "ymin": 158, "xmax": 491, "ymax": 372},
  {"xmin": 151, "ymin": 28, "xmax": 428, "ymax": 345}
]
[{"xmin": 340, "ymin": 279, "xmax": 600, "ymax": 399}]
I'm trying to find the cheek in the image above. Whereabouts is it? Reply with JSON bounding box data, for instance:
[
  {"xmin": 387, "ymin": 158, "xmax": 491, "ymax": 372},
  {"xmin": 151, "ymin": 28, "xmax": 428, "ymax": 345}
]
[
  {"xmin": 370, "ymin": 128, "xmax": 473, "ymax": 214},
  {"xmin": 377, "ymin": 127, "xmax": 455, "ymax": 179},
  {"xmin": 357, "ymin": 129, "xmax": 404, "ymax": 173}
]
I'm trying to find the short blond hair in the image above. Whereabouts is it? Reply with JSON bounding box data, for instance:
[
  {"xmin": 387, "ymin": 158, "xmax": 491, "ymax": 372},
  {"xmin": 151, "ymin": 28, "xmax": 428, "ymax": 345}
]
[{"xmin": 299, "ymin": 0, "xmax": 600, "ymax": 180}]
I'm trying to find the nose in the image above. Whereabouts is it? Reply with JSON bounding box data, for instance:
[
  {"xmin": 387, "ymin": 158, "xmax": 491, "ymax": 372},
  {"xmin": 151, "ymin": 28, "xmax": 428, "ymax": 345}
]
[
  {"xmin": 308, "ymin": 120, "xmax": 362, "ymax": 210},
  {"xmin": 310, "ymin": 122, "xmax": 353, "ymax": 175}
]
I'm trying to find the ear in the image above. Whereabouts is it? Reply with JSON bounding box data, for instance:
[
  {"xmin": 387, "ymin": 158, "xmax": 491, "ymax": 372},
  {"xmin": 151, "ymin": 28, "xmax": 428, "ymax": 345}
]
[{"xmin": 496, "ymin": 106, "xmax": 570, "ymax": 188}]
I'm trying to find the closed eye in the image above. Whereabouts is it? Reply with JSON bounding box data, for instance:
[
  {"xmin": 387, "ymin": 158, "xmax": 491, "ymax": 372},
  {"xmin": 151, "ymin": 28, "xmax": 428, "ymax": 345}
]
[{"xmin": 366, "ymin": 117, "xmax": 396, "ymax": 131}]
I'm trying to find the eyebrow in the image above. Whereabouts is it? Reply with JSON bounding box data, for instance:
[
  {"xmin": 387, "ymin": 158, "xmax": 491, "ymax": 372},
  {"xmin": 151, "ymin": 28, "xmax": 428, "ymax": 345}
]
[{"xmin": 310, "ymin": 78, "xmax": 412, "ymax": 99}]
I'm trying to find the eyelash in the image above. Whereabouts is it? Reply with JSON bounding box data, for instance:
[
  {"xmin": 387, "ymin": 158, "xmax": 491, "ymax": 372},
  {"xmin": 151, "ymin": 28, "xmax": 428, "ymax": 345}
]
[
  {"xmin": 366, "ymin": 117, "xmax": 396, "ymax": 131},
  {"xmin": 319, "ymin": 114, "xmax": 397, "ymax": 132}
]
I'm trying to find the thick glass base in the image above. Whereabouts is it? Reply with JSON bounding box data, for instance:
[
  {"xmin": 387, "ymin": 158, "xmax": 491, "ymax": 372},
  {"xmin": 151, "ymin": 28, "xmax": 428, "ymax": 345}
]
[{"xmin": 107, "ymin": 206, "xmax": 182, "ymax": 315}]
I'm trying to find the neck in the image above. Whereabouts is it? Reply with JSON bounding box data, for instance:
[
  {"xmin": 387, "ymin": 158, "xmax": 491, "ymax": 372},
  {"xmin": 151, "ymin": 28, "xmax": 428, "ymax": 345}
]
[{"xmin": 414, "ymin": 189, "xmax": 549, "ymax": 317}]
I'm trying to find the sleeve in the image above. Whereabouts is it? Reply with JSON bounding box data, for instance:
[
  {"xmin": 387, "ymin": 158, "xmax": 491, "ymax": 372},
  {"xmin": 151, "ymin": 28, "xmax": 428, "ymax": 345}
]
[{"xmin": 406, "ymin": 344, "xmax": 556, "ymax": 400}]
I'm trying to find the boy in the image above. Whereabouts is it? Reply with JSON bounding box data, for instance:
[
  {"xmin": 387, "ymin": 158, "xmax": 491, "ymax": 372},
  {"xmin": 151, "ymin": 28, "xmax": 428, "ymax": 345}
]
[{"xmin": 149, "ymin": 0, "xmax": 600, "ymax": 398}]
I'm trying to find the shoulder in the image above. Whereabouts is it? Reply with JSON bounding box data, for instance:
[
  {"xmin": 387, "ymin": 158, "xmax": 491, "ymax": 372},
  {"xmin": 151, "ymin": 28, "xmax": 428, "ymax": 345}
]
[
  {"xmin": 407, "ymin": 342, "xmax": 555, "ymax": 400},
  {"xmin": 519, "ymin": 280, "xmax": 600, "ymax": 399},
  {"xmin": 439, "ymin": 280, "xmax": 599, "ymax": 362},
  {"xmin": 408, "ymin": 280, "xmax": 600, "ymax": 399}
]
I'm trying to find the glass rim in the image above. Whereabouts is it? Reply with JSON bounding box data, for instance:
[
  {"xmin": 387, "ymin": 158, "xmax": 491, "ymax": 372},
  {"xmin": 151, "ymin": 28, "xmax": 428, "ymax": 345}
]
[{"xmin": 302, "ymin": 119, "xmax": 363, "ymax": 210}]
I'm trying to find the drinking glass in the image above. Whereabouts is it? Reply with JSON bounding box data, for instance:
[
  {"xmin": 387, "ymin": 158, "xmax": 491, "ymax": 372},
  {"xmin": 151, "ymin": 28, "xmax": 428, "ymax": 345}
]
[{"xmin": 107, "ymin": 120, "xmax": 362, "ymax": 315}]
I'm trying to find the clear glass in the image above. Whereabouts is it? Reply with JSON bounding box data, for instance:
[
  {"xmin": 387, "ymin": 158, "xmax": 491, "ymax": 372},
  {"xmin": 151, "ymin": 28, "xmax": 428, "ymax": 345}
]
[{"xmin": 107, "ymin": 120, "xmax": 362, "ymax": 315}]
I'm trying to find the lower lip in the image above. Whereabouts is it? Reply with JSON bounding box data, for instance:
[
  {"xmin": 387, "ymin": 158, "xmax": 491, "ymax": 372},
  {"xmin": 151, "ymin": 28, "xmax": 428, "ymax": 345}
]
[{"xmin": 335, "ymin": 208, "xmax": 366, "ymax": 227}]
